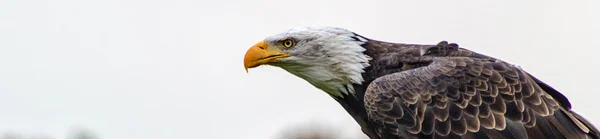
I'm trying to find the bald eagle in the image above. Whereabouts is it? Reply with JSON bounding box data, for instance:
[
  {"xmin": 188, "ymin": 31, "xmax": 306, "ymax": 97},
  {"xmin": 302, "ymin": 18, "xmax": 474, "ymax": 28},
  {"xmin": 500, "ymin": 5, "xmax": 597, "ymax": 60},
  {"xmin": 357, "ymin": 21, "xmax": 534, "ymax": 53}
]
[{"xmin": 243, "ymin": 26, "xmax": 599, "ymax": 139}]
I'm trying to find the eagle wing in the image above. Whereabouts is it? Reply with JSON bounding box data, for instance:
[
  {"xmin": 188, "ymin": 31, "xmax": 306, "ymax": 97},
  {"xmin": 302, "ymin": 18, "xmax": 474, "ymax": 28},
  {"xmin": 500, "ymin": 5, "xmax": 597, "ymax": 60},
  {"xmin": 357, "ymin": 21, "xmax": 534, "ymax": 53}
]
[{"xmin": 363, "ymin": 42, "xmax": 598, "ymax": 139}]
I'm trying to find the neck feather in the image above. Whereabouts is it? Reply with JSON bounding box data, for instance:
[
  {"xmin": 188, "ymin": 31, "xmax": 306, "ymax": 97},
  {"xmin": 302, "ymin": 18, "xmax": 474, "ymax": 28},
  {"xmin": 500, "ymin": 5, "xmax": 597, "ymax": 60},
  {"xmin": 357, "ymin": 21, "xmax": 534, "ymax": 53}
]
[{"xmin": 281, "ymin": 34, "xmax": 371, "ymax": 98}]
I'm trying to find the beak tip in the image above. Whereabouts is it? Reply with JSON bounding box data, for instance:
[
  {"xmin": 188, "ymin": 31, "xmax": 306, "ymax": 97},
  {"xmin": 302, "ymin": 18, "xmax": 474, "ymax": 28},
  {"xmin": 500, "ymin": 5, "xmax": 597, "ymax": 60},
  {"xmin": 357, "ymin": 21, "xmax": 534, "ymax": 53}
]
[{"xmin": 243, "ymin": 60, "xmax": 252, "ymax": 73}]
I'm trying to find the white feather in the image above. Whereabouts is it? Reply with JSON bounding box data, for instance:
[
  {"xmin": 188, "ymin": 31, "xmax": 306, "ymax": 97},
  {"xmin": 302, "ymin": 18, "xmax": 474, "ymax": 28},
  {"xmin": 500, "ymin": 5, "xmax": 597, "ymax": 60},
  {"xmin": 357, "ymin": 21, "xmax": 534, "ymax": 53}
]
[{"xmin": 266, "ymin": 26, "xmax": 371, "ymax": 98}]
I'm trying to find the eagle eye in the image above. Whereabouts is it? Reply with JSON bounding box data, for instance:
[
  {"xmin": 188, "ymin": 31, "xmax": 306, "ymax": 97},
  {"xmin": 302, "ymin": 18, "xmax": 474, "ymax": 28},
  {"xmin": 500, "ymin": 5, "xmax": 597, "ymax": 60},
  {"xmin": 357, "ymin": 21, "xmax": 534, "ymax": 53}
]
[{"xmin": 282, "ymin": 38, "xmax": 295, "ymax": 48}]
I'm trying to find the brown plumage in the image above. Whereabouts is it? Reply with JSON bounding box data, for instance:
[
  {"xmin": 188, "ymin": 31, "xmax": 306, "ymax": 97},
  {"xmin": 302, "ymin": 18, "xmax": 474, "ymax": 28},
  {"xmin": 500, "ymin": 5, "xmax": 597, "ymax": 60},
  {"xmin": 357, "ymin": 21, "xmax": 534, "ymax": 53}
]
[{"xmin": 360, "ymin": 40, "xmax": 599, "ymax": 139}]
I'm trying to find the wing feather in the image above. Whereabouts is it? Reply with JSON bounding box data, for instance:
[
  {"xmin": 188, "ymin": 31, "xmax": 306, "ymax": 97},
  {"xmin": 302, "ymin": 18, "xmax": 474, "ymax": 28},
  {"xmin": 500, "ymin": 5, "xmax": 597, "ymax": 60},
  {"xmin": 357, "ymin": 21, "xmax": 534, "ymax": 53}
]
[{"xmin": 363, "ymin": 42, "xmax": 598, "ymax": 138}]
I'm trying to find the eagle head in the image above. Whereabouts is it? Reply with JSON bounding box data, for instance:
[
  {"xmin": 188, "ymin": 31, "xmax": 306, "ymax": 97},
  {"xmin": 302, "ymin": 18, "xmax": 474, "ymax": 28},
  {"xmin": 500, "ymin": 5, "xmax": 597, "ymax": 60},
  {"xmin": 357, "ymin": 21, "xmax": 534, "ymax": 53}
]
[{"xmin": 243, "ymin": 26, "xmax": 372, "ymax": 98}]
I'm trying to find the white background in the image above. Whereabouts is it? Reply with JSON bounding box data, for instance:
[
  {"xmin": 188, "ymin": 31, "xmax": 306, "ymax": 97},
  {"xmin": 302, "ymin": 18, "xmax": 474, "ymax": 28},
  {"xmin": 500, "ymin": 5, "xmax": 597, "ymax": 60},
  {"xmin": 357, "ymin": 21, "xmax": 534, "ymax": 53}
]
[{"xmin": 1, "ymin": 0, "xmax": 599, "ymax": 139}]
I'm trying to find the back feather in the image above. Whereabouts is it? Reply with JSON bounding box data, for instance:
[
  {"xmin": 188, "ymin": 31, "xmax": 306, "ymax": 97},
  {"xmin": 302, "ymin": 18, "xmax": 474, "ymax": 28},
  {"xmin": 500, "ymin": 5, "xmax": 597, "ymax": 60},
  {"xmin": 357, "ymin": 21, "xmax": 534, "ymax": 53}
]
[{"xmin": 362, "ymin": 41, "xmax": 599, "ymax": 139}]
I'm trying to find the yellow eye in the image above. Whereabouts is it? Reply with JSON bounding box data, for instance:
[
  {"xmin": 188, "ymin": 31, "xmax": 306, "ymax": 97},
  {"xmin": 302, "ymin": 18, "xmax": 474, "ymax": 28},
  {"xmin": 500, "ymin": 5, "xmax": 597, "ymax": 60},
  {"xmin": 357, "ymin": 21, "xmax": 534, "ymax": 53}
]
[{"xmin": 282, "ymin": 39, "xmax": 295, "ymax": 48}]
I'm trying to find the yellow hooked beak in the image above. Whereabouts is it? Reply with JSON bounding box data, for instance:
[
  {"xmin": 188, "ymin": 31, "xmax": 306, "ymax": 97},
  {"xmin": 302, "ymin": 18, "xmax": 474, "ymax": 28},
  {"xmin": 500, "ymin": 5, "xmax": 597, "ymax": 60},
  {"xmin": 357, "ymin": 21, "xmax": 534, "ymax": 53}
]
[{"xmin": 243, "ymin": 41, "xmax": 291, "ymax": 72}]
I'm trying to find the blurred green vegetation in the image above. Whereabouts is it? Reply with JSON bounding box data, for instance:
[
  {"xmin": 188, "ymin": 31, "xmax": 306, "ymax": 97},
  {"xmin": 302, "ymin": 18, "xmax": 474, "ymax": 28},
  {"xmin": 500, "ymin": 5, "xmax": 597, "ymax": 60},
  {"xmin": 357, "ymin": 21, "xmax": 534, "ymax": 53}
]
[
  {"xmin": 1, "ymin": 128, "xmax": 98, "ymax": 139},
  {"xmin": 274, "ymin": 123, "xmax": 368, "ymax": 139},
  {"xmin": 1, "ymin": 122, "xmax": 368, "ymax": 139}
]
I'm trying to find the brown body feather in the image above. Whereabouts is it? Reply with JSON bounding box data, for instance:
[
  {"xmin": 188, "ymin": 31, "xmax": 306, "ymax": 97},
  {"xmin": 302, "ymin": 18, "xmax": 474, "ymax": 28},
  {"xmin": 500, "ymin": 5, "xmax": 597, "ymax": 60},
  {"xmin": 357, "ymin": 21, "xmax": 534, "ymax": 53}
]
[{"xmin": 339, "ymin": 39, "xmax": 599, "ymax": 139}]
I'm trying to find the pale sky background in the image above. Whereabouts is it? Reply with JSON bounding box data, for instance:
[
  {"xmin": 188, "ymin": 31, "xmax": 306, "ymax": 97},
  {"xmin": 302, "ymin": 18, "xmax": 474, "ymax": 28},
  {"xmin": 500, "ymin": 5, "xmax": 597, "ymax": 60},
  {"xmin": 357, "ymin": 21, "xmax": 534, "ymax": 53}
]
[{"xmin": 1, "ymin": 0, "xmax": 599, "ymax": 139}]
